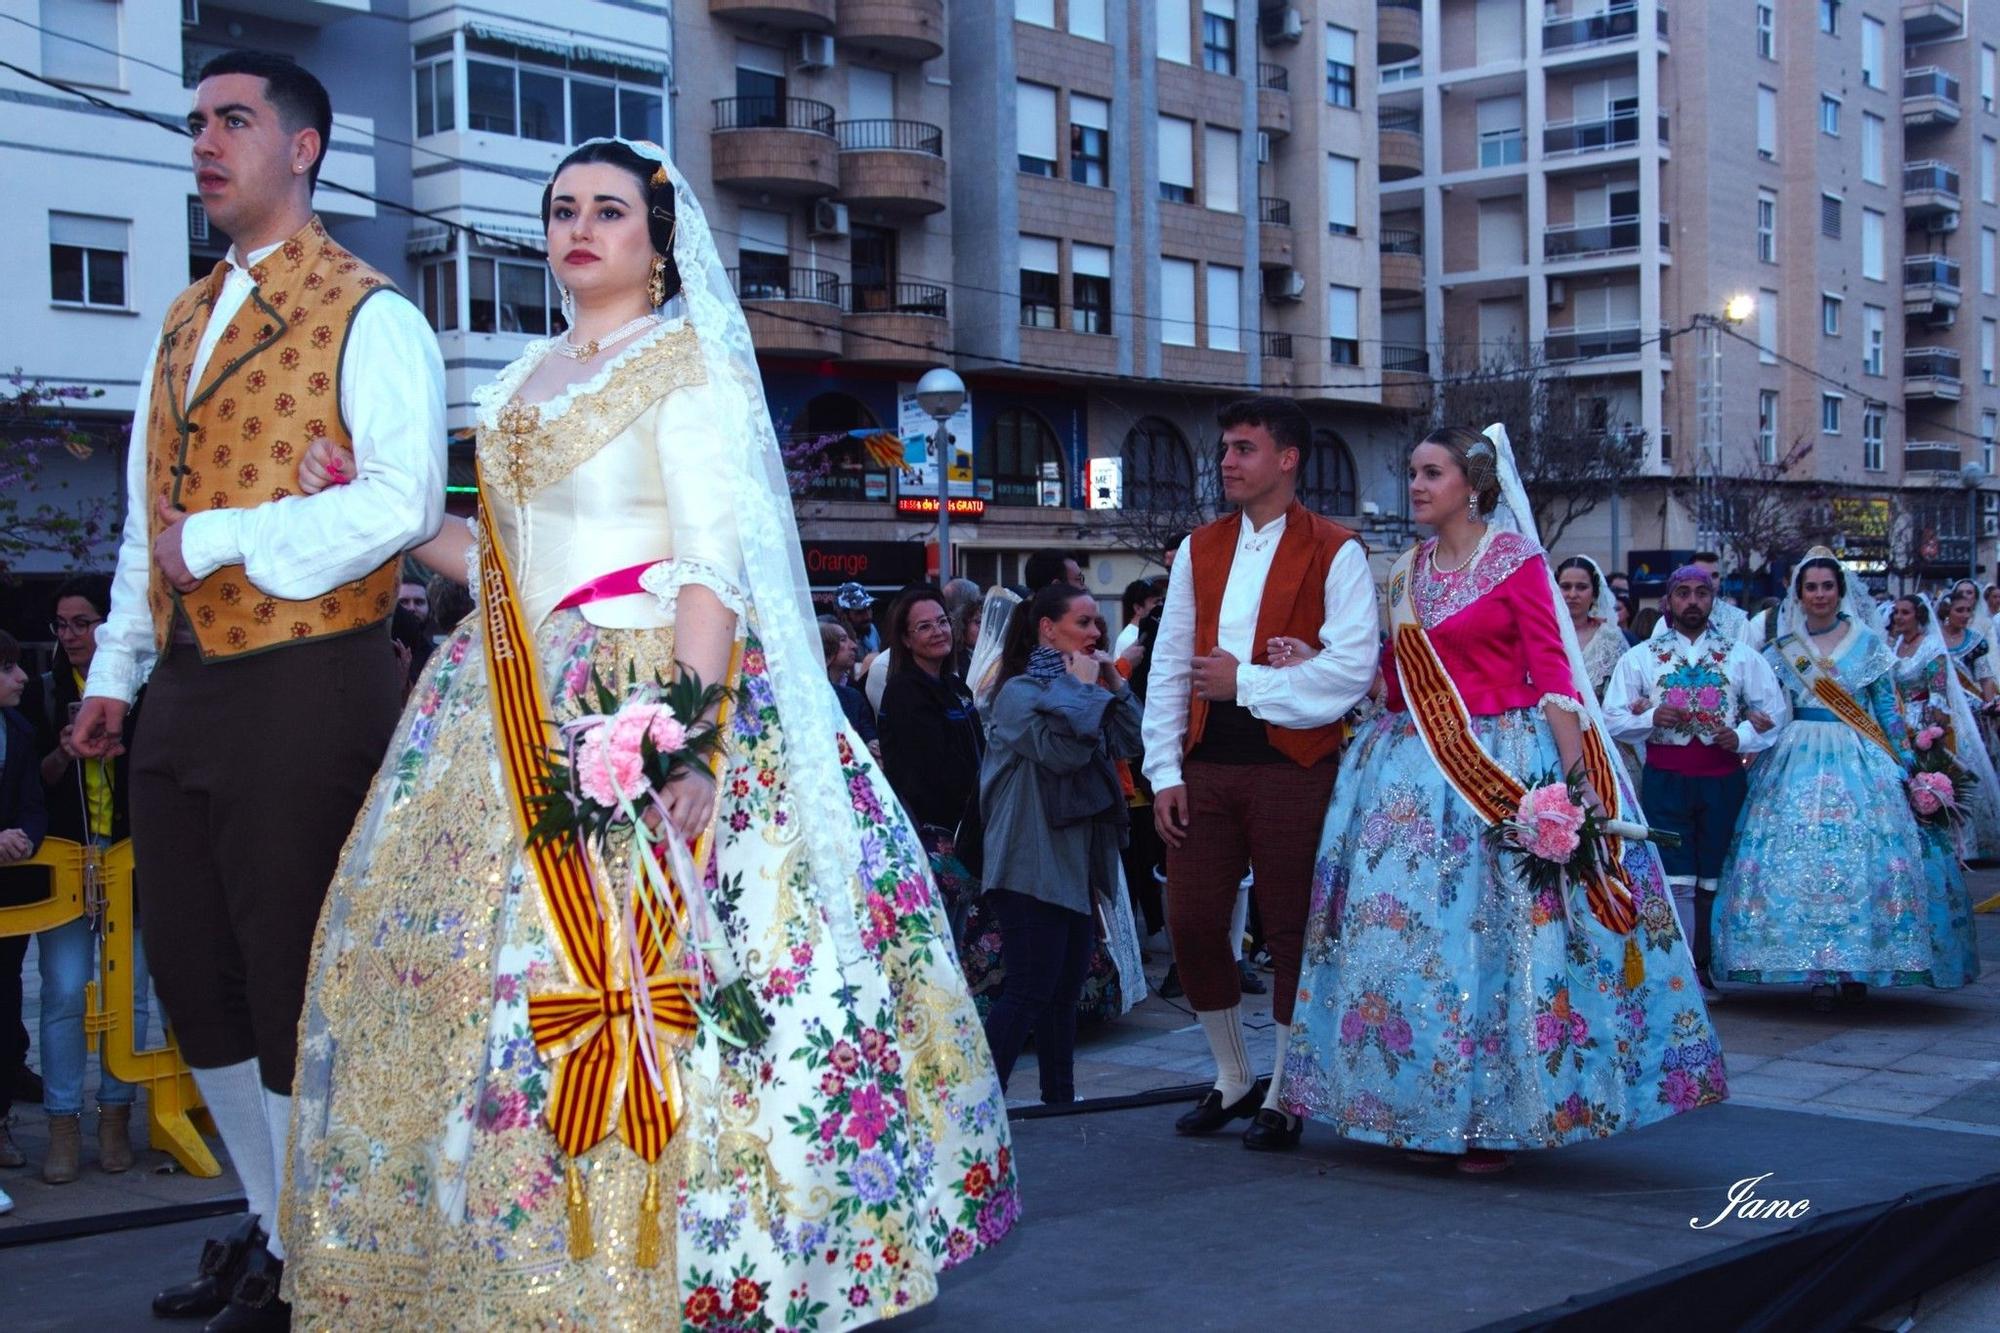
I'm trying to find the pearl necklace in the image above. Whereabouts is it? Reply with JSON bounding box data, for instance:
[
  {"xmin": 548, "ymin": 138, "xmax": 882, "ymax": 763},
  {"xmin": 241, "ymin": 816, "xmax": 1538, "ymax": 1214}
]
[
  {"xmin": 554, "ymin": 313, "xmax": 659, "ymax": 361},
  {"xmin": 1429, "ymin": 523, "xmax": 1493, "ymax": 575}
]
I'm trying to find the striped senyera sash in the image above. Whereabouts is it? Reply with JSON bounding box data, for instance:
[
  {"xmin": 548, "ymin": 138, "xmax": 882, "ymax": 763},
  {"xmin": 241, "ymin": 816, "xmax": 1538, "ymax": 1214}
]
[
  {"xmin": 1387, "ymin": 546, "xmax": 1638, "ymax": 938},
  {"xmin": 475, "ymin": 466, "xmax": 698, "ymax": 1262},
  {"xmin": 1775, "ymin": 630, "xmax": 1904, "ymax": 767}
]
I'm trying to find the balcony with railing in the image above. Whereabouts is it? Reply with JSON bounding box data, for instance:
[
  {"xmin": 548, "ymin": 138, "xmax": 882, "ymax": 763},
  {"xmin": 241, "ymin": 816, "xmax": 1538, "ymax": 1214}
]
[
  {"xmin": 1903, "ymin": 2, "xmax": 1964, "ymax": 40},
  {"xmin": 1905, "ymin": 346, "xmax": 1964, "ymax": 400},
  {"xmin": 1543, "ymin": 3, "xmax": 1665, "ymax": 52},
  {"xmin": 730, "ymin": 264, "xmax": 842, "ymax": 354},
  {"xmin": 1380, "ymin": 227, "xmax": 1423, "ymax": 292},
  {"xmin": 1262, "ymin": 330, "xmax": 1294, "ymax": 360},
  {"xmin": 1259, "ymin": 196, "xmax": 1295, "ymax": 268},
  {"xmin": 839, "ymin": 281, "xmax": 949, "ymax": 364},
  {"xmin": 1544, "ymin": 323, "xmax": 1647, "ymax": 361},
  {"xmin": 710, "ymin": 0, "xmax": 835, "ymax": 30},
  {"xmin": 834, "ymin": 118, "xmax": 946, "ymax": 213},
  {"xmin": 1380, "ymin": 108, "xmax": 1423, "ymax": 179},
  {"xmin": 1544, "ymin": 215, "xmax": 1670, "ymax": 260},
  {"xmin": 1906, "ymin": 441, "xmax": 1964, "ymax": 473},
  {"xmin": 1904, "ymin": 254, "xmax": 1962, "ymax": 316},
  {"xmin": 1905, "ymin": 159, "xmax": 1962, "ymax": 217},
  {"xmin": 712, "ymin": 97, "xmax": 839, "ymax": 195},
  {"xmin": 1257, "ymin": 61, "xmax": 1293, "ymax": 138},
  {"xmin": 1543, "ymin": 108, "xmax": 1668, "ymax": 158},
  {"xmin": 1381, "ymin": 341, "xmax": 1430, "ymax": 409},
  {"xmin": 1378, "ymin": 0, "xmax": 1422, "ymax": 65},
  {"xmin": 1905, "ymin": 66, "xmax": 1962, "ymax": 127},
  {"xmin": 835, "ymin": 0, "xmax": 945, "ymax": 61}
]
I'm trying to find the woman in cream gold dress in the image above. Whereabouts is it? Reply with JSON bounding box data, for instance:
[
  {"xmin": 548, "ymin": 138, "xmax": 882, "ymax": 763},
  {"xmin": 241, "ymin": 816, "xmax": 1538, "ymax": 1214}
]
[{"xmin": 279, "ymin": 139, "xmax": 1014, "ymax": 1329}]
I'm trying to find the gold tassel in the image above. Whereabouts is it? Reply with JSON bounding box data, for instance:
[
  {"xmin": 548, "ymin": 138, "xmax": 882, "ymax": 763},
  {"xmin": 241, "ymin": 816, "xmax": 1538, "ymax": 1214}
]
[
  {"xmin": 566, "ymin": 1162, "xmax": 595, "ymax": 1260},
  {"xmin": 635, "ymin": 1165, "xmax": 661, "ymax": 1269},
  {"xmin": 1622, "ymin": 935, "xmax": 1644, "ymax": 989}
]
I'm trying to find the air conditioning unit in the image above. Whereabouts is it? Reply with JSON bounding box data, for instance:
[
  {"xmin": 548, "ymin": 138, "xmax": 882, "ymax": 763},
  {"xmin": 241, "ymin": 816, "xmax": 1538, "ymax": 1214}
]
[
  {"xmin": 1548, "ymin": 277, "xmax": 1568, "ymax": 308},
  {"xmin": 1927, "ymin": 210, "xmax": 1961, "ymax": 234},
  {"xmin": 1268, "ymin": 8, "xmax": 1304, "ymax": 43},
  {"xmin": 810, "ymin": 199, "xmax": 850, "ymax": 238},
  {"xmin": 794, "ymin": 32, "xmax": 835, "ymax": 70},
  {"xmin": 1256, "ymin": 131, "xmax": 1272, "ymax": 164},
  {"xmin": 188, "ymin": 197, "xmax": 210, "ymax": 244},
  {"xmin": 1928, "ymin": 305, "xmax": 1958, "ymax": 328},
  {"xmin": 1265, "ymin": 268, "xmax": 1306, "ymax": 302}
]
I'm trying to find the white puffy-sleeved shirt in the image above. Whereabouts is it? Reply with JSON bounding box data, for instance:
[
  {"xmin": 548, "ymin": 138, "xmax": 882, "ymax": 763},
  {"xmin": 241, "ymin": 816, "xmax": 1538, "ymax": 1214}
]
[
  {"xmin": 1602, "ymin": 624, "xmax": 1789, "ymax": 754},
  {"xmin": 1140, "ymin": 510, "xmax": 1379, "ymax": 792},
  {"xmin": 86, "ymin": 239, "xmax": 448, "ymax": 703}
]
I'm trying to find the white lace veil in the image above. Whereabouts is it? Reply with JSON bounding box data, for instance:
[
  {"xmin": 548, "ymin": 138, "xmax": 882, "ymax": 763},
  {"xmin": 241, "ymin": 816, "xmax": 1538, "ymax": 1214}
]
[
  {"xmin": 601, "ymin": 139, "xmax": 866, "ymax": 968},
  {"xmin": 1778, "ymin": 547, "xmax": 1897, "ymax": 691},
  {"xmin": 967, "ymin": 585, "xmax": 1022, "ymax": 707},
  {"xmin": 1556, "ymin": 552, "xmax": 1619, "ymax": 627},
  {"xmin": 1951, "ymin": 578, "xmax": 1999, "ymax": 644},
  {"xmin": 1477, "ymin": 425, "xmax": 1637, "ymax": 802},
  {"xmin": 1894, "ymin": 596, "xmax": 2000, "ymax": 843}
]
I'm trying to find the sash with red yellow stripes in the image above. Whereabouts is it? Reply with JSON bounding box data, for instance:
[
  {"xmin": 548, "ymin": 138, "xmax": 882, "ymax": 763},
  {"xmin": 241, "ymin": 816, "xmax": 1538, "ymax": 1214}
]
[
  {"xmin": 1773, "ymin": 631, "xmax": 1905, "ymax": 767},
  {"xmin": 1387, "ymin": 548, "xmax": 1639, "ymax": 942},
  {"xmin": 476, "ymin": 466, "xmax": 699, "ymax": 1265}
]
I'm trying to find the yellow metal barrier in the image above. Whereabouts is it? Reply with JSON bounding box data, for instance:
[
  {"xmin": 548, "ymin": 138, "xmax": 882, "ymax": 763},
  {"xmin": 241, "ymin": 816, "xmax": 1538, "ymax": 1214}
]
[{"xmin": 0, "ymin": 837, "xmax": 220, "ymax": 1177}]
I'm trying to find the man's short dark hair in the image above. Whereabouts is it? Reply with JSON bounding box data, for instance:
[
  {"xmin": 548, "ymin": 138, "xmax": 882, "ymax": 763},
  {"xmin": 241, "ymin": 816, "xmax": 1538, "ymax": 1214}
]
[
  {"xmin": 1023, "ymin": 548, "xmax": 1077, "ymax": 590},
  {"xmin": 0, "ymin": 629, "xmax": 18, "ymax": 669},
  {"xmin": 1691, "ymin": 550, "xmax": 1721, "ymax": 565},
  {"xmin": 197, "ymin": 50, "xmax": 333, "ymax": 188},
  {"xmin": 1217, "ymin": 396, "xmax": 1311, "ymax": 461}
]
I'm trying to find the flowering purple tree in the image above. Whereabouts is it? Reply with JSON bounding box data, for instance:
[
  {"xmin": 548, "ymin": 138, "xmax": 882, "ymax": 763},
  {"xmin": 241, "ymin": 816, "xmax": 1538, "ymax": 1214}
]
[{"xmin": 1, "ymin": 373, "xmax": 115, "ymax": 576}]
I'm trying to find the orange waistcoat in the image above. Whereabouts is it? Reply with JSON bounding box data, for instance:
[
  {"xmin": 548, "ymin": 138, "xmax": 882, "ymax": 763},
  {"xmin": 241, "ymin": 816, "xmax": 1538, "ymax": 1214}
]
[
  {"xmin": 144, "ymin": 216, "xmax": 400, "ymax": 659},
  {"xmin": 1185, "ymin": 499, "xmax": 1359, "ymax": 769}
]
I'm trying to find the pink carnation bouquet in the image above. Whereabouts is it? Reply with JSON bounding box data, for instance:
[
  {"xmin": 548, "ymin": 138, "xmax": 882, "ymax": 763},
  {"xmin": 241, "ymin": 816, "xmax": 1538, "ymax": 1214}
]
[
  {"xmin": 1905, "ymin": 723, "xmax": 1976, "ymax": 829},
  {"xmin": 527, "ymin": 663, "xmax": 767, "ymax": 1047},
  {"xmin": 1484, "ymin": 767, "xmax": 1677, "ymax": 923}
]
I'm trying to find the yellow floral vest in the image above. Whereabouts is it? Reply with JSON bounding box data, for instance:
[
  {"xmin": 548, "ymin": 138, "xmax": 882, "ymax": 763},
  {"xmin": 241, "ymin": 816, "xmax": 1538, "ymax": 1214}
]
[{"xmin": 144, "ymin": 216, "xmax": 401, "ymax": 658}]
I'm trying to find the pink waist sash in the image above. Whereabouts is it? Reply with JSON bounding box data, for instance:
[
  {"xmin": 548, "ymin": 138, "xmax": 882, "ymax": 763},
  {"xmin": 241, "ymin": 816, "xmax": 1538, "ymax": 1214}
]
[{"xmin": 553, "ymin": 561, "xmax": 656, "ymax": 612}]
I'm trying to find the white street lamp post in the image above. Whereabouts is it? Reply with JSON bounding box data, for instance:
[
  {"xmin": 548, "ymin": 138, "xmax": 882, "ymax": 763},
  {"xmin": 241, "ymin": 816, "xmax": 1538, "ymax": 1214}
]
[{"xmin": 915, "ymin": 367, "xmax": 966, "ymax": 582}]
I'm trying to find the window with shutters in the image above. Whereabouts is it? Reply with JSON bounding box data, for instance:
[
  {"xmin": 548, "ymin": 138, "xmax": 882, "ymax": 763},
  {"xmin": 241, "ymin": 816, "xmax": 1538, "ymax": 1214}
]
[
  {"xmin": 1202, "ymin": 0, "xmax": 1237, "ymax": 75},
  {"xmin": 41, "ymin": 0, "xmax": 121, "ymax": 87},
  {"xmin": 1822, "ymin": 294, "xmax": 1842, "ymax": 336},
  {"xmin": 1862, "ymin": 114, "xmax": 1884, "ymax": 184},
  {"xmin": 1159, "ymin": 116, "xmax": 1195, "ymax": 203},
  {"xmin": 1863, "ymin": 404, "xmax": 1885, "ymax": 471},
  {"xmin": 1072, "ymin": 243, "xmax": 1112, "ymax": 334},
  {"xmin": 1161, "ymin": 258, "xmax": 1198, "ymax": 345},
  {"xmin": 1755, "ymin": 5, "xmax": 1774, "ymax": 59},
  {"xmin": 1070, "ymin": 94, "xmax": 1110, "ymax": 186},
  {"xmin": 1203, "ymin": 126, "xmax": 1240, "ymax": 213},
  {"xmin": 1862, "ymin": 16, "xmax": 1884, "ymax": 88},
  {"xmin": 1070, "ymin": 0, "xmax": 1106, "ymax": 41},
  {"xmin": 1327, "ymin": 284, "xmax": 1360, "ymax": 365},
  {"xmin": 1757, "ymin": 391, "xmax": 1779, "ymax": 464},
  {"xmin": 1820, "ymin": 0, "xmax": 1839, "ymax": 35},
  {"xmin": 1157, "ymin": 0, "xmax": 1192, "ymax": 63},
  {"xmin": 1326, "ymin": 154, "xmax": 1358, "ymax": 235},
  {"xmin": 1757, "ymin": 86, "xmax": 1777, "ymax": 159},
  {"xmin": 1862, "ymin": 209, "xmax": 1884, "ymax": 281},
  {"xmin": 1018, "ymin": 82, "xmax": 1059, "ymax": 176},
  {"xmin": 1207, "ymin": 264, "xmax": 1242, "ymax": 350},
  {"xmin": 1325, "ymin": 25, "xmax": 1357, "ymax": 108},
  {"xmin": 1820, "ymin": 193, "xmax": 1841, "ymax": 238},
  {"xmin": 1864, "ymin": 305, "xmax": 1885, "ymax": 375},
  {"xmin": 48, "ymin": 212, "xmax": 128, "ymax": 308},
  {"xmin": 1758, "ymin": 292, "xmax": 1778, "ymax": 365},
  {"xmin": 1821, "ymin": 393, "xmax": 1842, "ymax": 434},
  {"xmin": 1020, "ymin": 235, "xmax": 1060, "ymax": 328},
  {"xmin": 1820, "ymin": 96, "xmax": 1840, "ymax": 136},
  {"xmin": 1757, "ymin": 191, "xmax": 1777, "ymax": 263}
]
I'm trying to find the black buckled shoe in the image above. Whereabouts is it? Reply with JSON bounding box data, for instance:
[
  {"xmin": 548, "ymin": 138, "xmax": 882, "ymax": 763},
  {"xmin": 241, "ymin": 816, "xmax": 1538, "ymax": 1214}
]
[
  {"xmin": 1242, "ymin": 1108, "xmax": 1303, "ymax": 1153},
  {"xmin": 203, "ymin": 1245, "xmax": 289, "ymax": 1332},
  {"xmin": 1174, "ymin": 1079, "xmax": 1267, "ymax": 1136},
  {"xmin": 153, "ymin": 1214, "xmax": 264, "ymax": 1319}
]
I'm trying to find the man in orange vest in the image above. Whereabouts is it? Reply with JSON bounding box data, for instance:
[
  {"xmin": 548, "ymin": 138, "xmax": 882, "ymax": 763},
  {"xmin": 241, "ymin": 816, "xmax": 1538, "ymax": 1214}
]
[
  {"xmin": 71, "ymin": 52, "xmax": 445, "ymax": 1331},
  {"xmin": 1141, "ymin": 397, "xmax": 1378, "ymax": 1151}
]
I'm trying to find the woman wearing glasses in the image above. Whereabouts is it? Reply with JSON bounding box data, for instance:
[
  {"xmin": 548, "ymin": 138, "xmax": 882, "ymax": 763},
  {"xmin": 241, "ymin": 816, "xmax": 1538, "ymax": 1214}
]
[{"xmin": 25, "ymin": 575, "xmax": 152, "ymax": 1182}]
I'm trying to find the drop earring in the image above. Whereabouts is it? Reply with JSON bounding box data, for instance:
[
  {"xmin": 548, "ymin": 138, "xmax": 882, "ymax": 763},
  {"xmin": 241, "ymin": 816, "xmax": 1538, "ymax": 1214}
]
[
  {"xmin": 559, "ymin": 283, "xmax": 576, "ymax": 327},
  {"xmin": 648, "ymin": 255, "xmax": 667, "ymax": 308}
]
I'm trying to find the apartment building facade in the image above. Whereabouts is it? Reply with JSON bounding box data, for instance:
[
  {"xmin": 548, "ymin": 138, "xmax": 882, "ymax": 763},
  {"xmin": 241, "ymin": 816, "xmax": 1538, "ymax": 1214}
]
[{"xmin": 678, "ymin": 0, "xmax": 1414, "ymax": 596}]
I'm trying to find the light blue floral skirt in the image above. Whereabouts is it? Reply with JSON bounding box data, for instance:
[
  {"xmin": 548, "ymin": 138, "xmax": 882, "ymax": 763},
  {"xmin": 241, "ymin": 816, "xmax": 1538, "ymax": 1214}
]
[
  {"xmin": 1280, "ymin": 707, "xmax": 1727, "ymax": 1153},
  {"xmin": 1716, "ymin": 720, "xmax": 1977, "ymax": 988}
]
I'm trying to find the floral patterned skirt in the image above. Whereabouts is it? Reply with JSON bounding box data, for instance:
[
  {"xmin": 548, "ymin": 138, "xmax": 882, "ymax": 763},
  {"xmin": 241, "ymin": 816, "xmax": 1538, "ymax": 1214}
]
[
  {"xmin": 281, "ymin": 610, "xmax": 1016, "ymax": 1330},
  {"xmin": 1279, "ymin": 707, "xmax": 1727, "ymax": 1153},
  {"xmin": 1716, "ymin": 720, "xmax": 1972, "ymax": 988}
]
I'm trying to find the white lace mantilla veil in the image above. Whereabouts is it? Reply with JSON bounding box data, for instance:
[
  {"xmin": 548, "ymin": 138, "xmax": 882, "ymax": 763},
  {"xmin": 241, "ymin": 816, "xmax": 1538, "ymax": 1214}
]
[
  {"xmin": 1569, "ymin": 552, "xmax": 1619, "ymax": 628},
  {"xmin": 1779, "ymin": 547, "xmax": 1895, "ymax": 679},
  {"xmin": 967, "ymin": 585, "xmax": 1021, "ymax": 707},
  {"xmin": 605, "ymin": 139, "xmax": 867, "ymax": 968},
  {"xmin": 1478, "ymin": 424, "xmax": 1654, "ymax": 828}
]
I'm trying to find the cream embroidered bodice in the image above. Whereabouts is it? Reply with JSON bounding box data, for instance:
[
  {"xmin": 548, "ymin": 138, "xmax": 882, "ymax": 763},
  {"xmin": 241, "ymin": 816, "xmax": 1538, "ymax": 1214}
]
[{"xmin": 473, "ymin": 322, "xmax": 746, "ymax": 631}]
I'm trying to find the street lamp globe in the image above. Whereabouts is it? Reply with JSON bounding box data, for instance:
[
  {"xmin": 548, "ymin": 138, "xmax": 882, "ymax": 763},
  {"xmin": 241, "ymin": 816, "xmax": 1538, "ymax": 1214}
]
[
  {"xmin": 915, "ymin": 367, "xmax": 965, "ymax": 421},
  {"xmin": 1962, "ymin": 461, "xmax": 1987, "ymax": 490},
  {"xmin": 1722, "ymin": 293, "xmax": 1756, "ymax": 325}
]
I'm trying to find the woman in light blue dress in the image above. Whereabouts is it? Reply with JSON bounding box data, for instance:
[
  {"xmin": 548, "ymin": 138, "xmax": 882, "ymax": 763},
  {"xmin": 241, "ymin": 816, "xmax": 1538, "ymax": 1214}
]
[
  {"xmin": 1279, "ymin": 427, "xmax": 1725, "ymax": 1174},
  {"xmin": 1715, "ymin": 553, "xmax": 1961, "ymax": 1009}
]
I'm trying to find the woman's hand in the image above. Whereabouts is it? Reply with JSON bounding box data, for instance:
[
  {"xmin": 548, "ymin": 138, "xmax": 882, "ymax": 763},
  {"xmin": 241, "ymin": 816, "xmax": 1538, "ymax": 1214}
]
[
  {"xmin": 1265, "ymin": 635, "xmax": 1318, "ymax": 668},
  {"xmin": 298, "ymin": 437, "xmax": 356, "ymax": 495},
  {"xmin": 649, "ymin": 767, "xmax": 719, "ymax": 843},
  {"xmin": 1065, "ymin": 650, "xmax": 1099, "ymax": 685},
  {"xmin": 1580, "ymin": 780, "xmax": 1609, "ymax": 819}
]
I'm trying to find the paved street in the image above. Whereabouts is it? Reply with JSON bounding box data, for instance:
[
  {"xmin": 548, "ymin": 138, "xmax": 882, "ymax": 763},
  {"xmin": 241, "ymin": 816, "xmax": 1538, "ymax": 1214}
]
[{"xmin": 5, "ymin": 878, "xmax": 1999, "ymax": 1329}]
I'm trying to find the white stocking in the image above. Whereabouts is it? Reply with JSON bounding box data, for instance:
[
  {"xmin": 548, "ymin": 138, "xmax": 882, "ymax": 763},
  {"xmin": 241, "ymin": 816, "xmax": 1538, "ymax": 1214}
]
[
  {"xmin": 1197, "ymin": 1006, "xmax": 1255, "ymax": 1103},
  {"xmin": 192, "ymin": 1061, "xmax": 276, "ymax": 1245}
]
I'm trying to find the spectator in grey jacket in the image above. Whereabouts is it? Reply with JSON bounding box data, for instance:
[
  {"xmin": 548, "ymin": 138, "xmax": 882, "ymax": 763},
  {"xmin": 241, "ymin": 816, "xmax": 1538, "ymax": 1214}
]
[{"xmin": 978, "ymin": 584, "xmax": 1142, "ymax": 1104}]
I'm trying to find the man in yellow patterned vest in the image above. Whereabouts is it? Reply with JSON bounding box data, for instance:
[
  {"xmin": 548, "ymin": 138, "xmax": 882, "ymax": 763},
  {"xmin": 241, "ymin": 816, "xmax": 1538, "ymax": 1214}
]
[{"xmin": 71, "ymin": 52, "xmax": 445, "ymax": 1332}]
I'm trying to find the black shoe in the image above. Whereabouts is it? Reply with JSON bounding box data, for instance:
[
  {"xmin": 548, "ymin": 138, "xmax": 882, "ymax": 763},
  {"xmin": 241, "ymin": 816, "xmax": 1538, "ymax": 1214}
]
[
  {"xmin": 1158, "ymin": 964, "xmax": 1183, "ymax": 999},
  {"xmin": 1174, "ymin": 1079, "xmax": 1267, "ymax": 1136},
  {"xmin": 203, "ymin": 1246, "xmax": 289, "ymax": 1332},
  {"xmin": 1242, "ymin": 1107, "xmax": 1303, "ymax": 1152},
  {"xmin": 1839, "ymin": 981, "xmax": 1869, "ymax": 1007},
  {"xmin": 12, "ymin": 1063, "xmax": 43, "ymax": 1104},
  {"xmin": 1237, "ymin": 960, "xmax": 1267, "ymax": 995},
  {"xmin": 153, "ymin": 1214, "xmax": 264, "ymax": 1320}
]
